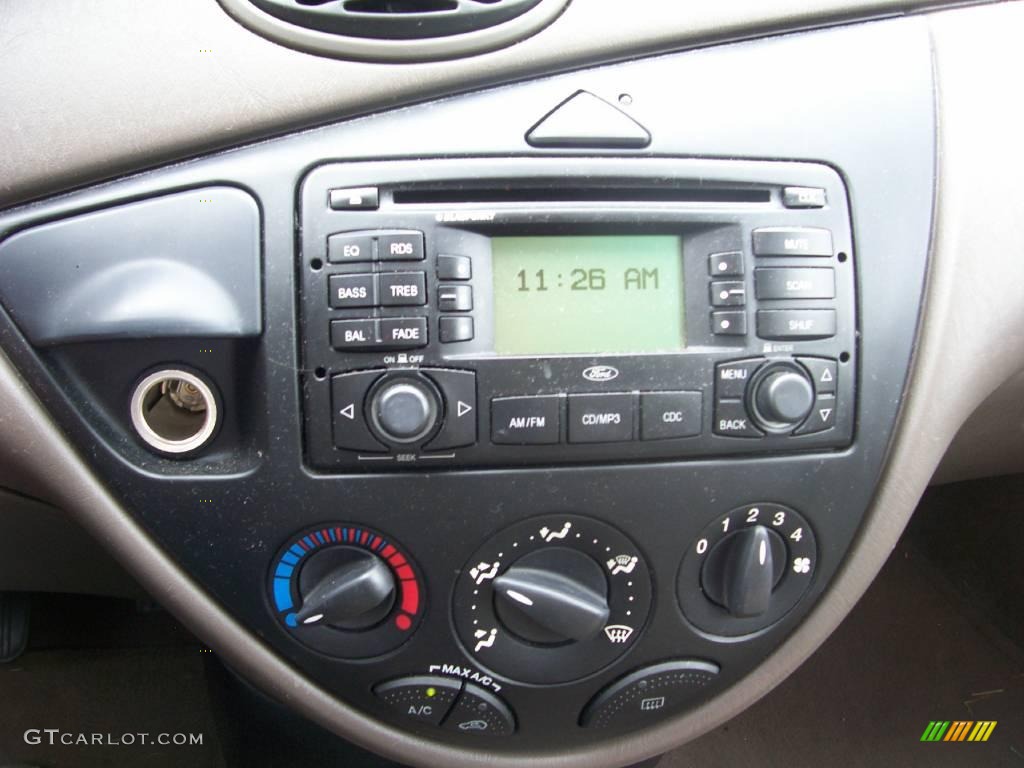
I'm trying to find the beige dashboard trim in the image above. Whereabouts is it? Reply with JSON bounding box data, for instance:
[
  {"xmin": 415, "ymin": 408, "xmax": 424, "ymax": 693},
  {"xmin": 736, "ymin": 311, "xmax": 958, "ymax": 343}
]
[
  {"xmin": 1, "ymin": 3, "xmax": 1023, "ymax": 766},
  {"xmin": 0, "ymin": 0, "xmax": 961, "ymax": 210}
]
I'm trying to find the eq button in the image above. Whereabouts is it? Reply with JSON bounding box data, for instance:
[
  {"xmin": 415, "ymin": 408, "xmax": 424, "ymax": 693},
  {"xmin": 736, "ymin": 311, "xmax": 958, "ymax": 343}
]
[{"xmin": 568, "ymin": 393, "xmax": 634, "ymax": 443}]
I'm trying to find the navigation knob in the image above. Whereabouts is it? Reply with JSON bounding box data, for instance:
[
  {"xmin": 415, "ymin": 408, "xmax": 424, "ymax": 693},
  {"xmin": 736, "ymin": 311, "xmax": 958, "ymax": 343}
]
[
  {"xmin": 369, "ymin": 377, "xmax": 440, "ymax": 444},
  {"xmin": 700, "ymin": 525, "xmax": 786, "ymax": 618},
  {"xmin": 294, "ymin": 546, "xmax": 396, "ymax": 629},
  {"xmin": 493, "ymin": 548, "xmax": 610, "ymax": 645},
  {"xmin": 751, "ymin": 366, "xmax": 814, "ymax": 429}
]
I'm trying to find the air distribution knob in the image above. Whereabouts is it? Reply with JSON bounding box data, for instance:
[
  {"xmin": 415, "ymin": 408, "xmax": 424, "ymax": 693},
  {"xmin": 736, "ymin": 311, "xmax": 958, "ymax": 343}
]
[
  {"xmin": 752, "ymin": 366, "xmax": 814, "ymax": 429},
  {"xmin": 369, "ymin": 377, "xmax": 439, "ymax": 444},
  {"xmin": 493, "ymin": 547, "xmax": 610, "ymax": 645},
  {"xmin": 294, "ymin": 546, "xmax": 396, "ymax": 630},
  {"xmin": 700, "ymin": 525, "xmax": 786, "ymax": 618}
]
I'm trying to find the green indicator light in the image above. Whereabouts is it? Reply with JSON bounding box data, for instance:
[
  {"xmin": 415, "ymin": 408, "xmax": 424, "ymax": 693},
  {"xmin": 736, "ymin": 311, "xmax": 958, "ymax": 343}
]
[{"xmin": 426, "ymin": 687, "xmax": 436, "ymax": 698}]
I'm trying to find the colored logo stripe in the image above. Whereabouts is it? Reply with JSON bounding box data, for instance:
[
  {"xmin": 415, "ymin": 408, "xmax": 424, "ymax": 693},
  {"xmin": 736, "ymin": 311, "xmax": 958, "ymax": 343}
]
[
  {"xmin": 969, "ymin": 722, "xmax": 997, "ymax": 742},
  {"xmin": 921, "ymin": 720, "xmax": 997, "ymax": 742},
  {"xmin": 921, "ymin": 721, "xmax": 949, "ymax": 741}
]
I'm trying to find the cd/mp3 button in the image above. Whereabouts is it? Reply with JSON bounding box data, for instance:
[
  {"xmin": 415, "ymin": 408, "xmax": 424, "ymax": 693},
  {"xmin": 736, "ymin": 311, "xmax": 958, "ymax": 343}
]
[{"xmin": 568, "ymin": 393, "xmax": 634, "ymax": 443}]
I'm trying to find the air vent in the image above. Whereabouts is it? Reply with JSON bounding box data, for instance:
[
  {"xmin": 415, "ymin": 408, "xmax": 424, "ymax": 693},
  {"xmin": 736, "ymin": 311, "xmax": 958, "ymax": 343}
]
[{"xmin": 218, "ymin": 0, "xmax": 569, "ymax": 61}]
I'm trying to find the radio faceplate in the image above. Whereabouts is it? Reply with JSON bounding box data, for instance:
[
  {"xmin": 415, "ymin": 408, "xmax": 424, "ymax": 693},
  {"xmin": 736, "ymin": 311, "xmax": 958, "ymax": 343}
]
[{"xmin": 298, "ymin": 158, "xmax": 856, "ymax": 470}]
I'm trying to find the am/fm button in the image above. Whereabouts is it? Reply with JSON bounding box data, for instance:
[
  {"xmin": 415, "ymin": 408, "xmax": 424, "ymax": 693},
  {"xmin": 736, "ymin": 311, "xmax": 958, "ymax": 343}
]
[{"xmin": 491, "ymin": 396, "xmax": 560, "ymax": 445}]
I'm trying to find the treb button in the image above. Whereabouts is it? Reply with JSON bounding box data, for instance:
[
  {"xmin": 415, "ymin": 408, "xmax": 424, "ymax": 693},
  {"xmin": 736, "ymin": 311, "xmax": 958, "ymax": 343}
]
[{"xmin": 379, "ymin": 272, "xmax": 427, "ymax": 307}]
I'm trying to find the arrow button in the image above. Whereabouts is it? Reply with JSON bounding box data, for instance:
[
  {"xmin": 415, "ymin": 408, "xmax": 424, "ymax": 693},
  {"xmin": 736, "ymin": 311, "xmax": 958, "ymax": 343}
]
[
  {"xmin": 423, "ymin": 368, "xmax": 477, "ymax": 450},
  {"xmin": 331, "ymin": 371, "xmax": 387, "ymax": 452},
  {"xmin": 795, "ymin": 393, "xmax": 837, "ymax": 435}
]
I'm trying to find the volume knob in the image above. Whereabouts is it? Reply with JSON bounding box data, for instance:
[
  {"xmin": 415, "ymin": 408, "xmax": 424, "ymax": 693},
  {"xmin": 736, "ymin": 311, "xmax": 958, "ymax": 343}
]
[
  {"xmin": 369, "ymin": 377, "xmax": 440, "ymax": 444},
  {"xmin": 752, "ymin": 366, "xmax": 814, "ymax": 429}
]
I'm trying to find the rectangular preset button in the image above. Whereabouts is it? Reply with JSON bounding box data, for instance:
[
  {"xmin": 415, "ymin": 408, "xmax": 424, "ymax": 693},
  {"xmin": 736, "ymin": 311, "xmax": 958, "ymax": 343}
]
[
  {"xmin": 755, "ymin": 267, "xmax": 835, "ymax": 300},
  {"xmin": 328, "ymin": 273, "xmax": 375, "ymax": 308},
  {"xmin": 379, "ymin": 272, "xmax": 427, "ymax": 306},
  {"xmin": 756, "ymin": 309, "xmax": 837, "ymax": 340},
  {"xmin": 379, "ymin": 317, "xmax": 427, "ymax": 349},
  {"xmin": 491, "ymin": 396, "xmax": 560, "ymax": 445},
  {"xmin": 568, "ymin": 393, "xmax": 634, "ymax": 443}
]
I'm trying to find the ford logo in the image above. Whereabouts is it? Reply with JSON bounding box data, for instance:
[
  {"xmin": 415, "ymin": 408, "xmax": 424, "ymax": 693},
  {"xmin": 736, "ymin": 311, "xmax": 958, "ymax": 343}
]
[{"xmin": 582, "ymin": 365, "xmax": 619, "ymax": 383}]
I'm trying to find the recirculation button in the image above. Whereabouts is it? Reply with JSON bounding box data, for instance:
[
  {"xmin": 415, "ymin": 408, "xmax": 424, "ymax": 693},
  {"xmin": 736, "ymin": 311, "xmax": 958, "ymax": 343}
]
[
  {"xmin": 580, "ymin": 660, "xmax": 720, "ymax": 729},
  {"xmin": 442, "ymin": 683, "xmax": 515, "ymax": 736}
]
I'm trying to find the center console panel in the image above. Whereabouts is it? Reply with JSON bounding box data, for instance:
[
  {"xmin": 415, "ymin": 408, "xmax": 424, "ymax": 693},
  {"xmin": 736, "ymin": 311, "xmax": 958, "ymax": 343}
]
[{"xmin": 0, "ymin": 18, "xmax": 934, "ymax": 763}]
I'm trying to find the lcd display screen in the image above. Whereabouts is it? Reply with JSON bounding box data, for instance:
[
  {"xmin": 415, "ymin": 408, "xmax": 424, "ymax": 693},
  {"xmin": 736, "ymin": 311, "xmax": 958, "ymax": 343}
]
[{"xmin": 491, "ymin": 235, "xmax": 685, "ymax": 355}]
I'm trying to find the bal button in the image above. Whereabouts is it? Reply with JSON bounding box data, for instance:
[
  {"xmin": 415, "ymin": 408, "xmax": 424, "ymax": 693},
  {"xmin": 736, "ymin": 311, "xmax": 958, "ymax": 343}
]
[{"xmin": 370, "ymin": 379, "xmax": 440, "ymax": 444}]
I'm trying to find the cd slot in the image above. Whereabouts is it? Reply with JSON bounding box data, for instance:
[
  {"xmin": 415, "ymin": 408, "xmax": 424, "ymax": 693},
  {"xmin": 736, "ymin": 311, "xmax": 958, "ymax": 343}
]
[{"xmin": 392, "ymin": 186, "xmax": 771, "ymax": 205}]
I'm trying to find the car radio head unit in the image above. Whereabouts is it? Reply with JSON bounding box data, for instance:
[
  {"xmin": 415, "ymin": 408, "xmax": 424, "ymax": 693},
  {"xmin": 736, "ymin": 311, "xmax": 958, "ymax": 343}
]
[{"xmin": 298, "ymin": 157, "xmax": 855, "ymax": 471}]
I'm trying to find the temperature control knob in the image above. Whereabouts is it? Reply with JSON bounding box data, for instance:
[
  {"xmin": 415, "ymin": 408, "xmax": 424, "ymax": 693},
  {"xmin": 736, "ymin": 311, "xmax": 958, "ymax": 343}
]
[
  {"xmin": 369, "ymin": 377, "xmax": 440, "ymax": 444},
  {"xmin": 269, "ymin": 524, "xmax": 425, "ymax": 658},
  {"xmin": 699, "ymin": 525, "xmax": 785, "ymax": 618},
  {"xmin": 750, "ymin": 365, "xmax": 814, "ymax": 430},
  {"xmin": 294, "ymin": 547, "xmax": 396, "ymax": 629},
  {"xmin": 493, "ymin": 548, "xmax": 610, "ymax": 645}
]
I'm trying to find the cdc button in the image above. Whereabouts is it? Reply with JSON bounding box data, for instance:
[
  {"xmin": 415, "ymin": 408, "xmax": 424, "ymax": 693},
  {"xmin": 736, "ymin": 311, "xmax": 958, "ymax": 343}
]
[{"xmin": 640, "ymin": 392, "xmax": 702, "ymax": 440}]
